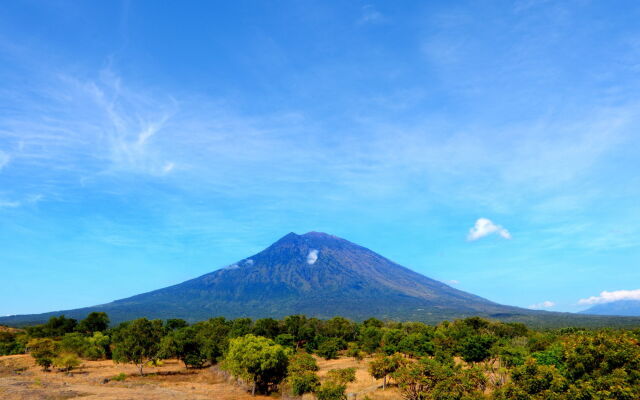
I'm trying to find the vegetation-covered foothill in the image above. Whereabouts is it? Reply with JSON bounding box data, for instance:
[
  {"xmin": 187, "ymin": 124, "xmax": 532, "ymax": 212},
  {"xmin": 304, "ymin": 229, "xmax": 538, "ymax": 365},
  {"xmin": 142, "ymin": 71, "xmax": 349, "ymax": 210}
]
[{"xmin": 2, "ymin": 313, "xmax": 640, "ymax": 399}]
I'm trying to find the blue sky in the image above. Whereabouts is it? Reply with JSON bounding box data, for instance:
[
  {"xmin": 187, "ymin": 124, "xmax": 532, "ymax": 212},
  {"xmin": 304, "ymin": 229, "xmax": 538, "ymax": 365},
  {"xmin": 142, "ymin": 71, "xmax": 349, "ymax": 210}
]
[{"xmin": 1, "ymin": 0, "xmax": 639, "ymax": 316}]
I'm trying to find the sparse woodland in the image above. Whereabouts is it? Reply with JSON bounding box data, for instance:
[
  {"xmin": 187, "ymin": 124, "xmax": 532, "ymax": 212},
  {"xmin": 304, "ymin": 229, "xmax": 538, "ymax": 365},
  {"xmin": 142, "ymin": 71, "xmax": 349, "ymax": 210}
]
[{"xmin": 2, "ymin": 313, "xmax": 640, "ymax": 399}]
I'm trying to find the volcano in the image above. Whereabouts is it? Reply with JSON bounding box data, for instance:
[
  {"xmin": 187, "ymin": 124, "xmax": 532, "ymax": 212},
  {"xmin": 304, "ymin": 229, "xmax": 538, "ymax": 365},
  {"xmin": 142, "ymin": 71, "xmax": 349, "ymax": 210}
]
[{"xmin": 3, "ymin": 232, "xmax": 639, "ymax": 328}]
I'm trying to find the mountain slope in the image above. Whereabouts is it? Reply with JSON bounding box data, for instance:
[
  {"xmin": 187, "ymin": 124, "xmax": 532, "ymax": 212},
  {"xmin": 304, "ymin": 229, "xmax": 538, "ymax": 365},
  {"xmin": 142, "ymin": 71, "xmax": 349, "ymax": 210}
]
[
  {"xmin": 580, "ymin": 300, "xmax": 640, "ymax": 316},
  {"xmin": 2, "ymin": 232, "xmax": 640, "ymax": 328}
]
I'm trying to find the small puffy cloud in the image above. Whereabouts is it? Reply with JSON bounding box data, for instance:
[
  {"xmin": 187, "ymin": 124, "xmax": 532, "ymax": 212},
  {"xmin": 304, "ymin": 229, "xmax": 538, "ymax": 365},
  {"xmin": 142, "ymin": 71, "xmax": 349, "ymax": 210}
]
[
  {"xmin": 307, "ymin": 249, "xmax": 319, "ymax": 265},
  {"xmin": 467, "ymin": 218, "xmax": 512, "ymax": 241},
  {"xmin": 578, "ymin": 289, "xmax": 640, "ymax": 305},
  {"xmin": 528, "ymin": 300, "xmax": 555, "ymax": 309},
  {"xmin": 445, "ymin": 280, "xmax": 460, "ymax": 285}
]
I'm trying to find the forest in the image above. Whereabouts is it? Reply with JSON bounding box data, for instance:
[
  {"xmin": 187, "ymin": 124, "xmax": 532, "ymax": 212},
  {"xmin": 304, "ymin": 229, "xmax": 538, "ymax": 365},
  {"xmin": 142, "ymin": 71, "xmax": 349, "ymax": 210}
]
[{"xmin": 1, "ymin": 313, "xmax": 639, "ymax": 400}]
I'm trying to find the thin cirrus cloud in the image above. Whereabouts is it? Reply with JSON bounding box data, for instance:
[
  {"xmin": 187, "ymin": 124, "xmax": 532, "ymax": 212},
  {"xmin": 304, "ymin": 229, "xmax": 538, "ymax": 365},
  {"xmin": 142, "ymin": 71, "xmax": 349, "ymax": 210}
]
[
  {"xmin": 0, "ymin": 151, "xmax": 9, "ymax": 171},
  {"xmin": 467, "ymin": 218, "xmax": 512, "ymax": 241},
  {"xmin": 528, "ymin": 300, "xmax": 555, "ymax": 309},
  {"xmin": 578, "ymin": 289, "xmax": 640, "ymax": 305},
  {"xmin": 358, "ymin": 5, "xmax": 385, "ymax": 25}
]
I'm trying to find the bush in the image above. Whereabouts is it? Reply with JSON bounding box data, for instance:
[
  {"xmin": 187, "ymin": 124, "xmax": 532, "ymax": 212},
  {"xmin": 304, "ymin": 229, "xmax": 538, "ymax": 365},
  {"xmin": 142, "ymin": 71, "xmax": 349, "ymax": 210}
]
[
  {"xmin": 0, "ymin": 331, "xmax": 26, "ymax": 356},
  {"xmin": 28, "ymin": 338, "xmax": 57, "ymax": 371},
  {"xmin": 53, "ymin": 352, "xmax": 81, "ymax": 373},
  {"xmin": 327, "ymin": 368, "xmax": 356, "ymax": 385},
  {"xmin": 315, "ymin": 381, "xmax": 347, "ymax": 400},
  {"xmin": 111, "ymin": 372, "xmax": 127, "ymax": 382},
  {"xmin": 316, "ymin": 337, "xmax": 346, "ymax": 360}
]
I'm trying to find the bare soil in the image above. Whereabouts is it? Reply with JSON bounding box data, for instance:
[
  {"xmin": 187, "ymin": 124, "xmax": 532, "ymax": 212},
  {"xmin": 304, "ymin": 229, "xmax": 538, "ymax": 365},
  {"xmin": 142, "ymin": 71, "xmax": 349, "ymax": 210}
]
[{"xmin": 0, "ymin": 354, "xmax": 402, "ymax": 400}]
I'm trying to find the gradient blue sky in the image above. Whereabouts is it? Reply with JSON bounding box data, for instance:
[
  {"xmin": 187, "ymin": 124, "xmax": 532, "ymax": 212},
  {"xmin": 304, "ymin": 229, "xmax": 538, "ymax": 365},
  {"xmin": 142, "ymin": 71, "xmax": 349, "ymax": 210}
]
[{"xmin": 1, "ymin": 0, "xmax": 639, "ymax": 316}]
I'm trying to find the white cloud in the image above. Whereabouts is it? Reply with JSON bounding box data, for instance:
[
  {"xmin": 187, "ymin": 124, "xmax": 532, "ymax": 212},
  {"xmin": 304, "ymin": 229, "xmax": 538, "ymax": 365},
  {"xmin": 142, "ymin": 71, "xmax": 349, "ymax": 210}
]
[
  {"xmin": 0, "ymin": 151, "xmax": 10, "ymax": 171},
  {"xmin": 162, "ymin": 162, "xmax": 175, "ymax": 174},
  {"xmin": 467, "ymin": 218, "xmax": 512, "ymax": 241},
  {"xmin": 528, "ymin": 300, "xmax": 555, "ymax": 309},
  {"xmin": 445, "ymin": 279, "xmax": 460, "ymax": 285},
  {"xmin": 307, "ymin": 249, "xmax": 319, "ymax": 265},
  {"xmin": 0, "ymin": 194, "xmax": 43, "ymax": 209},
  {"xmin": 358, "ymin": 5, "xmax": 384, "ymax": 25},
  {"xmin": 578, "ymin": 289, "xmax": 640, "ymax": 305},
  {"xmin": 0, "ymin": 200, "xmax": 20, "ymax": 208}
]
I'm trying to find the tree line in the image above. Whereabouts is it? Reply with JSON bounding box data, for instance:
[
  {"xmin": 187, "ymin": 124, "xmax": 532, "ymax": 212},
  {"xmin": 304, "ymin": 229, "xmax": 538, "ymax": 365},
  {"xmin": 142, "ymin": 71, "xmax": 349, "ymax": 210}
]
[{"xmin": 1, "ymin": 313, "xmax": 640, "ymax": 399}]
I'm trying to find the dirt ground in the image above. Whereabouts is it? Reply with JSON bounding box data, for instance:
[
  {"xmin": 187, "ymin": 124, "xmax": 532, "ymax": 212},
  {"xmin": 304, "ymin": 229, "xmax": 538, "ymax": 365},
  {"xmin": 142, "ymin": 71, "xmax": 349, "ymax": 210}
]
[{"xmin": 0, "ymin": 354, "xmax": 401, "ymax": 400}]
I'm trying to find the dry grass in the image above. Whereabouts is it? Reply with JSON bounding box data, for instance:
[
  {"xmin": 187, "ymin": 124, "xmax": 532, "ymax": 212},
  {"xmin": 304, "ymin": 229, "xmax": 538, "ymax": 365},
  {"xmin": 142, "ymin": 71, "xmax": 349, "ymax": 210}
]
[
  {"xmin": 0, "ymin": 326, "xmax": 22, "ymax": 333},
  {"xmin": 0, "ymin": 353, "xmax": 403, "ymax": 400}
]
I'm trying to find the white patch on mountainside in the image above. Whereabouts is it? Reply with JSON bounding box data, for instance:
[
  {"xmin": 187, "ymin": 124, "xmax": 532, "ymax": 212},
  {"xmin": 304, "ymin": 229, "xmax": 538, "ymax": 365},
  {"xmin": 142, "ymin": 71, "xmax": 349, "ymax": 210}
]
[
  {"xmin": 579, "ymin": 289, "xmax": 640, "ymax": 305},
  {"xmin": 244, "ymin": 259, "xmax": 254, "ymax": 265},
  {"xmin": 307, "ymin": 249, "xmax": 319, "ymax": 264}
]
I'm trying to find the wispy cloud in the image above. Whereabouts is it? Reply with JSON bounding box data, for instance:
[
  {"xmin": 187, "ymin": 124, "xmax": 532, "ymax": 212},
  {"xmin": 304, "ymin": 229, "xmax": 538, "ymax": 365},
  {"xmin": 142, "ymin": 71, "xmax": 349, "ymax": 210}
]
[
  {"xmin": 578, "ymin": 289, "xmax": 640, "ymax": 305},
  {"xmin": 0, "ymin": 194, "xmax": 43, "ymax": 208},
  {"xmin": 358, "ymin": 5, "xmax": 385, "ymax": 25},
  {"xmin": 0, "ymin": 151, "xmax": 9, "ymax": 171},
  {"xmin": 467, "ymin": 218, "xmax": 512, "ymax": 241},
  {"xmin": 0, "ymin": 200, "xmax": 20, "ymax": 208},
  {"xmin": 528, "ymin": 300, "xmax": 555, "ymax": 309}
]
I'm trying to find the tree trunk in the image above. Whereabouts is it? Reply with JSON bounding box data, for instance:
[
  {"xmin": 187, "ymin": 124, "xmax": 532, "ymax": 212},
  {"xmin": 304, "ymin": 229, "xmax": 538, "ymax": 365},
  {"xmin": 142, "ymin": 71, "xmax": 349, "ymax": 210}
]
[
  {"xmin": 383, "ymin": 375, "xmax": 386, "ymax": 390},
  {"xmin": 252, "ymin": 381, "xmax": 256, "ymax": 396},
  {"xmin": 138, "ymin": 363, "xmax": 144, "ymax": 376}
]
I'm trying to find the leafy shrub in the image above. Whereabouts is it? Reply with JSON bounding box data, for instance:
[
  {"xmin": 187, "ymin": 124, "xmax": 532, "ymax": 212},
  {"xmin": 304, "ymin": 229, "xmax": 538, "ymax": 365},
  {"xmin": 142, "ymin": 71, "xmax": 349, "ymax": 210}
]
[
  {"xmin": 28, "ymin": 338, "xmax": 57, "ymax": 371},
  {"xmin": 315, "ymin": 337, "xmax": 346, "ymax": 360},
  {"xmin": 53, "ymin": 352, "xmax": 81, "ymax": 373}
]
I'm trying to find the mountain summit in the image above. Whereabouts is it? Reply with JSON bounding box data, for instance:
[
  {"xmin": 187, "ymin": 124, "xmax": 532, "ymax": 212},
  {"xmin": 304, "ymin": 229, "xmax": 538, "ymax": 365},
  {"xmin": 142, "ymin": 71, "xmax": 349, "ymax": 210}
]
[{"xmin": 3, "ymin": 232, "xmax": 640, "ymax": 327}]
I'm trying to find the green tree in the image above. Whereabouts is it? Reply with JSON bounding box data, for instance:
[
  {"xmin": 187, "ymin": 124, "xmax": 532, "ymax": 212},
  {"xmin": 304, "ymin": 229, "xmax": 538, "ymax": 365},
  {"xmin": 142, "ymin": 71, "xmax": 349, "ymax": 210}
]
[
  {"xmin": 459, "ymin": 334, "xmax": 496, "ymax": 364},
  {"xmin": 322, "ymin": 317, "xmax": 357, "ymax": 341},
  {"xmin": 28, "ymin": 338, "xmax": 57, "ymax": 371},
  {"xmin": 287, "ymin": 352, "xmax": 320, "ymax": 396},
  {"xmin": 492, "ymin": 358, "xmax": 568, "ymax": 400},
  {"xmin": 315, "ymin": 381, "xmax": 347, "ymax": 400},
  {"xmin": 368, "ymin": 353, "xmax": 406, "ymax": 389},
  {"xmin": 160, "ymin": 326, "xmax": 206, "ymax": 368},
  {"xmin": 275, "ymin": 333, "xmax": 295, "ymax": 348},
  {"xmin": 327, "ymin": 367, "xmax": 356, "ymax": 385},
  {"xmin": 77, "ymin": 312, "xmax": 110, "ymax": 334},
  {"xmin": 346, "ymin": 342, "xmax": 365, "ymax": 361},
  {"xmin": 53, "ymin": 352, "xmax": 81, "ymax": 373},
  {"xmin": 381, "ymin": 328, "xmax": 406, "ymax": 355},
  {"xmin": 316, "ymin": 337, "xmax": 346, "ymax": 360},
  {"xmin": 393, "ymin": 357, "xmax": 486, "ymax": 400},
  {"xmin": 111, "ymin": 318, "xmax": 164, "ymax": 375},
  {"xmin": 84, "ymin": 331, "xmax": 110, "ymax": 360},
  {"xmin": 60, "ymin": 332, "xmax": 89, "ymax": 355},
  {"xmin": 252, "ymin": 318, "xmax": 282, "ymax": 339},
  {"xmin": 27, "ymin": 315, "xmax": 77, "ymax": 338},
  {"xmin": 222, "ymin": 334, "xmax": 290, "ymax": 395},
  {"xmin": 194, "ymin": 317, "xmax": 231, "ymax": 364},
  {"xmin": 398, "ymin": 333, "xmax": 435, "ymax": 357},
  {"xmin": 359, "ymin": 326, "xmax": 383, "ymax": 353},
  {"xmin": 165, "ymin": 318, "xmax": 188, "ymax": 331},
  {"xmin": 0, "ymin": 331, "xmax": 27, "ymax": 356}
]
